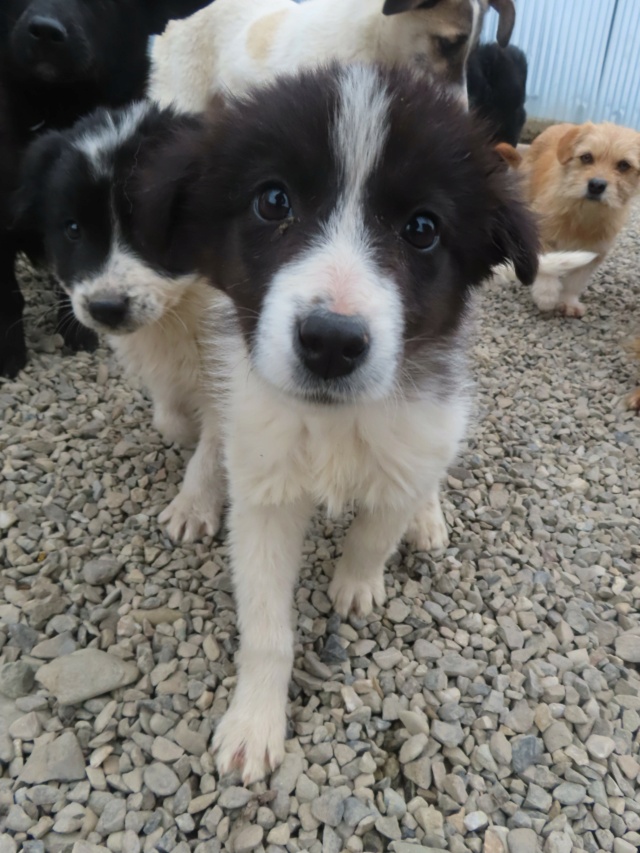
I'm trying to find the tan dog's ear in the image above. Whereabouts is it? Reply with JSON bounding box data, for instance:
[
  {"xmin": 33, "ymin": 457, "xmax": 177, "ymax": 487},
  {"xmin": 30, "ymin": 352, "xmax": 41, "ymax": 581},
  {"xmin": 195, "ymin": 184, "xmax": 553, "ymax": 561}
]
[
  {"xmin": 495, "ymin": 142, "xmax": 522, "ymax": 169},
  {"xmin": 489, "ymin": 0, "xmax": 516, "ymax": 46},
  {"xmin": 382, "ymin": 0, "xmax": 442, "ymax": 16},
  {"xmin": 556, "ymin": 126, "xmax": 582, "ymax": 165}
]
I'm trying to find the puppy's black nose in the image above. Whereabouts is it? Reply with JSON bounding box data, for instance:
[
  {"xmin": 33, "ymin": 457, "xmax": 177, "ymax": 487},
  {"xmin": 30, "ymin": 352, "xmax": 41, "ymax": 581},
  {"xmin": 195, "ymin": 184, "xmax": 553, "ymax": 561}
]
[
  {"xmin": 587, "ymin": 178, "xmax": 607, "ymax": 197},
  {"xmin": 87, "ymin": 297, "xmax": 130, "ymax": 329},
  {"xmin": 28, "ymin": 16, "xmax": 67, "ymax": 44},
  {"xmin": 297, "ymin": 311, "xmax": 370, "ymax": 380}
]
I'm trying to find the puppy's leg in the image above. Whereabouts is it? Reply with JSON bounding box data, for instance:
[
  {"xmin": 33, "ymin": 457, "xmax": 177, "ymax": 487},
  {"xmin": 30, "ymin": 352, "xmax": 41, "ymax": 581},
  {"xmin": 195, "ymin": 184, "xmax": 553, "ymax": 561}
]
[
  {"xmin": 406, "ymin": 488, "xmax": 449, "ymax": 552},
  {"xmin": 328, "ymin": 504, "xmax": 414, "ymax": 618},
  {"xmin": 0, "ymin": 237, "xmax": 27, "ymax": 378},
  {"xmin": 212, "ymin": 496, "xmax": 313, "ymax": 785},
  {"xmin": 152, "ymin": 397, "xmax": 200, "ymax": 446},
  {"xmin": 159, "ymin": 412, "xmax": 225, "ymax": 542},
  {"xmin": 558, "ymin": 258, "xmax": 600, "ymax": 318},
  {"xmin": 531, "ymin": 273, "xmax": 562, "ymax": 312}
]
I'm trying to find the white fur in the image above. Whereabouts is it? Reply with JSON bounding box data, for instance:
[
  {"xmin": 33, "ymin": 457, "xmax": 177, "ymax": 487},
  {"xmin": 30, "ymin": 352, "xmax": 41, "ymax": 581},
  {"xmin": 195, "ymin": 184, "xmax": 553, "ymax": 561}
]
[
  {"xmin": 149, "ymin": 0, "xmax": 489, "ymax": 113},
  {"xmin": 210, "ymin": 65, "xmax": 470, "ymax": 784},
  {"xmin": 74, "ymin": 102, "xmax": 151, "ymax": 177}
]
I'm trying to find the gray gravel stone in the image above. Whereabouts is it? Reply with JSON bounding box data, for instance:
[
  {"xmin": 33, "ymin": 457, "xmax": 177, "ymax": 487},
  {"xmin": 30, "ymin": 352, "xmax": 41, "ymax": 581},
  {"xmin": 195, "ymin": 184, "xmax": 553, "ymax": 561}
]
[
  {"xmin": 311, "ymin": 789, "xmax": 345, "ymax": 827},
  {"xmin": 36, "ymin": 649, "xmax": 139, "ymax": 704},
  {"xmin": 82, "ymin": 557, "xmax": 123, "ymax": 586},
  {"xmin": 143, "ymin": 763, "xmax": 180, "ymax": 797},
  {"xmin": 0, "ymin": 661, "xmax": 35, "ymax": 698},
  {"xmin": 19, "ymin": 731, "xmax": 86, "ymax": 783}
]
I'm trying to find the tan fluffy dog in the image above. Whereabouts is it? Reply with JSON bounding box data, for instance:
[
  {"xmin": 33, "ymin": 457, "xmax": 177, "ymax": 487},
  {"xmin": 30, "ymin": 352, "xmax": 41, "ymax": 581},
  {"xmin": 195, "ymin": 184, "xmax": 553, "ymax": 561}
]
[{"xmin": 518, "ymin": 122, "xmax": 640, "ymax": 317}]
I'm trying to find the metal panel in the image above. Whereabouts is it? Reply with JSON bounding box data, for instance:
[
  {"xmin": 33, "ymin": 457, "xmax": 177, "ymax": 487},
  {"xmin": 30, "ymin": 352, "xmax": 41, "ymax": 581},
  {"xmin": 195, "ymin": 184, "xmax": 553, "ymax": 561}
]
[{"xmin": 482, "ymin": 0, "xmax": 640, "ymax": 129}]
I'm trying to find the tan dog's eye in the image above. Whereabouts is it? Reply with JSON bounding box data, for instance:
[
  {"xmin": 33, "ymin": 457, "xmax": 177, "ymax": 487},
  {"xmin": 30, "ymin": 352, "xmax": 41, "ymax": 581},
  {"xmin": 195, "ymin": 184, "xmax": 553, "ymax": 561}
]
[
  {"xmin": 579, "ymin": 153, "xmax": 594, "ymax": 165},
  {"xmin": 617, "ymin": 160, "xmax": 631, "ymax": 173}
]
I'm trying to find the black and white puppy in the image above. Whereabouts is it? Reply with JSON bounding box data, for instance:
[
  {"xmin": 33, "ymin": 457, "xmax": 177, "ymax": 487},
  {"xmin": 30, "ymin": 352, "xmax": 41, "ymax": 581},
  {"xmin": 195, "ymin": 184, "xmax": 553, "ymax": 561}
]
[
  {"xmin": 15, "ymin": 103, "xmax": 226, "ymax": 544},
  {"xmin": 0, "ymin": 0, "xmax": 216, "ymax": 378},
  {"xmin": 467, "ymin": 42, "xmax": 528, "ymax": 145},
  {"xmin": 137, "ymin": 63, "xmax": 538, "ymax": 783}
]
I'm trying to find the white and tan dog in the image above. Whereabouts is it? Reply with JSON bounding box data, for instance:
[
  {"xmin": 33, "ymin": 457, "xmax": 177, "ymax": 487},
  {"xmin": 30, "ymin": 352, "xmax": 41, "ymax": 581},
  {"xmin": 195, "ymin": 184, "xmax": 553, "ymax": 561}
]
[{"xmin": 149, "ymin": 0, "xmax": 516, "ymax": 113}]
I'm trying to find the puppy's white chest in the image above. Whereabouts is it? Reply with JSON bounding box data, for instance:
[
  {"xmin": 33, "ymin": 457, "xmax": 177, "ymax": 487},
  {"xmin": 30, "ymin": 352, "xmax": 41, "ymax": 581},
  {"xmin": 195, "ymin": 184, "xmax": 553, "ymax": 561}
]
[{"xmin": 225, "ymin": 368, "xmax": 467, "ymax": 513}]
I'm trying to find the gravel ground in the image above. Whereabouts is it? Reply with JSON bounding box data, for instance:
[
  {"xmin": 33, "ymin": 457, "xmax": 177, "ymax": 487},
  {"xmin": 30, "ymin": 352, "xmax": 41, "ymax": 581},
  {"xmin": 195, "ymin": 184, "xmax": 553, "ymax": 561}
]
[{"xmin": 0, "ymin": 203, "xmax": 639, "ymax": 853}]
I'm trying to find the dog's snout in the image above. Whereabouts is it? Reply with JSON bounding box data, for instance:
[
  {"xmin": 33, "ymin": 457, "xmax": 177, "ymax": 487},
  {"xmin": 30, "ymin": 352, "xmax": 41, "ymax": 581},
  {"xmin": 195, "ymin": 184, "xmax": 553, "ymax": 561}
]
[
  {"xmin": 587, "ymin": 178, "xmax": 607, "ymax": 198},
  {"xmin": 87, "ymin": 296, "xmax": 130, "ymax": 329},
  {"xmin": 297, "ymin": 311, "xmax": 370, "ymax": 380},
  {"xmin": 28, "ymin": 16, "xmax": 68, "ymax": 45}
]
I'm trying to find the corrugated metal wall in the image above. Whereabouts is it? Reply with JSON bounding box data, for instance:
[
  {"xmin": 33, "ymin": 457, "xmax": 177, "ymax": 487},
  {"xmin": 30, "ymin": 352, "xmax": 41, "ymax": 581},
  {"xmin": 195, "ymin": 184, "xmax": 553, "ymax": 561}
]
[{"xmin": 482, "ymin": 0, "xmax": 640, "ymax": 129}]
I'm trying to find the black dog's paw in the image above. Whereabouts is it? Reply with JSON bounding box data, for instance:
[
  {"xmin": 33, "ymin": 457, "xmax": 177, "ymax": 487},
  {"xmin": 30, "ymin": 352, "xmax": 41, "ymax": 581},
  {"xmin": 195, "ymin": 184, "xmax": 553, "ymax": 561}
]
[
  {"xmin": 0, "ymin": 326, "xmax": 28, "ymax": 379},
  {"xmin": 59, "ymin": 318, "xmax": 99, "ymax": 353}
]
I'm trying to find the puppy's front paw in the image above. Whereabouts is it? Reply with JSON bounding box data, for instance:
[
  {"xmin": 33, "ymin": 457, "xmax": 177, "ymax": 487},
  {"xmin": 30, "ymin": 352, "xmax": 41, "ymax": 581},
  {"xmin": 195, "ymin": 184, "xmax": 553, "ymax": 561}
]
[
  {"xmin": 406, "ymin": 501, "xmax": 449, "ymax": 552},
  {"xmin": 531, "ymin": 275, "xmax": 562, "ymax": 312},
  {"xmin": 212, "ymin": 701, "xmax": 286, "ymax": 785},
  {"xmin": 328, "ymin": 568, "xmax": 386, "ymax": 618},
  {"xmin": 560, "ymin": 298, "xmax": 586, "ymax": 318},
  {"xmin": 159, "ymin": 489, "xmax": 222, "ymax": 543}
]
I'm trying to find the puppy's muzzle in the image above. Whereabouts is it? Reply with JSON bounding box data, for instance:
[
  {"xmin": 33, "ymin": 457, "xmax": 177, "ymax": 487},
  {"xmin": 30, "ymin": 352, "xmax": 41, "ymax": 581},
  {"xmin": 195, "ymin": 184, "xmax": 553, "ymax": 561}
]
[
  {"xmin": 87, "ymin": 295, "xmax": 130, "ymax": 330},
  {"xmin": 586, "ymin": 178, "xmax": 607, "ymax": 200},
  {"xmin": 296, "ymin": 310, "xmax": 370, "ymax": 380}
]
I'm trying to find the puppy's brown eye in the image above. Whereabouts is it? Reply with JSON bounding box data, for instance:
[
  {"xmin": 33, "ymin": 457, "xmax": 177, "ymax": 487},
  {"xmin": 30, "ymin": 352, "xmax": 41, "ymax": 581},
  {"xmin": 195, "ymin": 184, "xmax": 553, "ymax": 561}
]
[
  {"xmin": 580, "ymin": 153, "xmax": 594, "ymax": 165},
  {"xmin": 403, "ymin": 214, "xmax": 439, "ymax": 251},
  {"xmin": 617, "ymin": 160, "xmax": 631, "ymax": 173},
  {"xmin": 255, "ymin": 186, "xmax": 292, "ymax": 222},
  {"xmin": 65, "ymin": 220, "xmax": 81, "ymax": 241}
]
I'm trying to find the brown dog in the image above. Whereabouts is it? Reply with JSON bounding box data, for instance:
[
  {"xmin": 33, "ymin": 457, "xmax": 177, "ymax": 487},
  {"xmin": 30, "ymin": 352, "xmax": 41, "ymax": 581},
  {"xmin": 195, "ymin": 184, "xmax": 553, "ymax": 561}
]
[{"xmin": 517, "ymin": 121, "xmax": 640, "ymax": 317}]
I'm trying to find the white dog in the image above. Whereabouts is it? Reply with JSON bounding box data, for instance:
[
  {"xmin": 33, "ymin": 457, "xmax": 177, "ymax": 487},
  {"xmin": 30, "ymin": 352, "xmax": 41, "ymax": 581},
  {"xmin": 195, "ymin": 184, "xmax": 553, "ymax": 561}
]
[
  {"xmin": 149, "ymin": 0, "xmax": 516, "ymax": 112},
  {"xmin": 138, "ymin": 63, "xmax": 539, "ymax": 782}
]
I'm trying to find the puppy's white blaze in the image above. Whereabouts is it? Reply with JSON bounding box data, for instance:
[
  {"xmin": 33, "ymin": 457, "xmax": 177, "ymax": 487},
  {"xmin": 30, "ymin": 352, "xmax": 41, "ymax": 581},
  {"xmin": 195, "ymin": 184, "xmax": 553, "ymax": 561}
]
[
  {"xmin": 333, "ymin": 65, "xmax": 390, "ymax": 199},
  {"xmin": 74, "ymin": 101, "xmax": 150, "ymax": 177},
  {"xmin": 253, "ymin": 233, "xmax": 404, "ymax": 401}
]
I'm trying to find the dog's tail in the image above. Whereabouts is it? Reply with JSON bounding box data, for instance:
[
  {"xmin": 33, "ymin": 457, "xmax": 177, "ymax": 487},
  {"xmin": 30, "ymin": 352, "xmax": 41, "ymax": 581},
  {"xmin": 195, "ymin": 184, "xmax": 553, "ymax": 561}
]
[
  {"xmin": 538, "ymin": 250, "xmax": 598, "ymax": 275},
  {"xmin": 493, "ymin": 250, "xmax": 598, "ymax": 283}
]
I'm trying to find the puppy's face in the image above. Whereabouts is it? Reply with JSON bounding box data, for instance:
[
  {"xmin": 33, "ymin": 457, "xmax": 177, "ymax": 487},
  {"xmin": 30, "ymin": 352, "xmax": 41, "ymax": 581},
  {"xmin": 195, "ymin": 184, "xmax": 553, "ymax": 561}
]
[
  {"xmin": 15, "ymin": 104, "xmax": 199, "ymax": 336},
  {"xmin": 556, "ymin": 123, "xmax": 640, "ymax": 210},
  {"xmin": 141, "ymin": 65, "xmax": 537, "ymax": 406},
  {"xmin": 3, "ymin": 0, "xmax": 137, "ymax": 85},
  {"xmin": 381, "ymin": 0, "xmax": 515, "ymax": 103}
]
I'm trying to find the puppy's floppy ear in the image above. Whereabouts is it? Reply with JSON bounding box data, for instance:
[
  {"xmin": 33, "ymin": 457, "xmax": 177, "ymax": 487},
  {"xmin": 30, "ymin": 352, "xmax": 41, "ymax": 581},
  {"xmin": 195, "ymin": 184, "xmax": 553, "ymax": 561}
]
[
  {"xmin": 132, "ymin": 120, "xmax": 206, "ymax": 276},
  {"xmin": 489, "ymin": 195, "xmax": 539, "ymax": 285},
  {"xmin": 489, "ymin": 0, "xmax": 516, "ymax": 47},
  {"xmin": 556, "ymin": 125, "xmax": 583, "ymax": 165},
  {"xmin": 382, "ymin": 0, "xmax": 442, "ymax": 16},
  {"xmin": 13, "ymin": 131, "xmax": 66, "ymax": 231}
]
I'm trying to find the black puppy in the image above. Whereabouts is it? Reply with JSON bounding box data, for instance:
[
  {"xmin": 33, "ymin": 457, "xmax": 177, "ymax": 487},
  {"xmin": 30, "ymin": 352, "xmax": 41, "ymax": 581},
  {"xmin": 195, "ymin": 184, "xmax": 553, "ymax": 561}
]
[
  {"xmin": 467, "ymin": 42, "xmax": 528, "ymax": 147},
  {"xmin": 0, "ymin": 0, "xmax": 212, "ymax": 378}
]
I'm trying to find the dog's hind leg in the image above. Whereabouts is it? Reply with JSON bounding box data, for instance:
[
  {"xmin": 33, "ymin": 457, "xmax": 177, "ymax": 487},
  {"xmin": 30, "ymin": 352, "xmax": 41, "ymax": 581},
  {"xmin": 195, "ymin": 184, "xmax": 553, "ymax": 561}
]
[
  {"xmin": 406, "ymin": 488, "xmax": 449, "ymax": 552},
  {"xmin": 328, "ymin": 503, "xmax": 414, "ymax": 618},
  {"xmin": 212, "ymin": 495, "xmax": 314, "ymax": 785},
  {"xmin": 0, "ymin": 236, "xmax": 27, "ymax": 378},
  {"xmin": 531, "ymin": 273, "xmax": 562, "ymax": 312},
  {"xmin": 557, "ymin": 258, "xmax": 601, "ymax": 318},
  {"xmin": 159, "ymin": 410, "xmax": 226, "ymax": 542}
]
